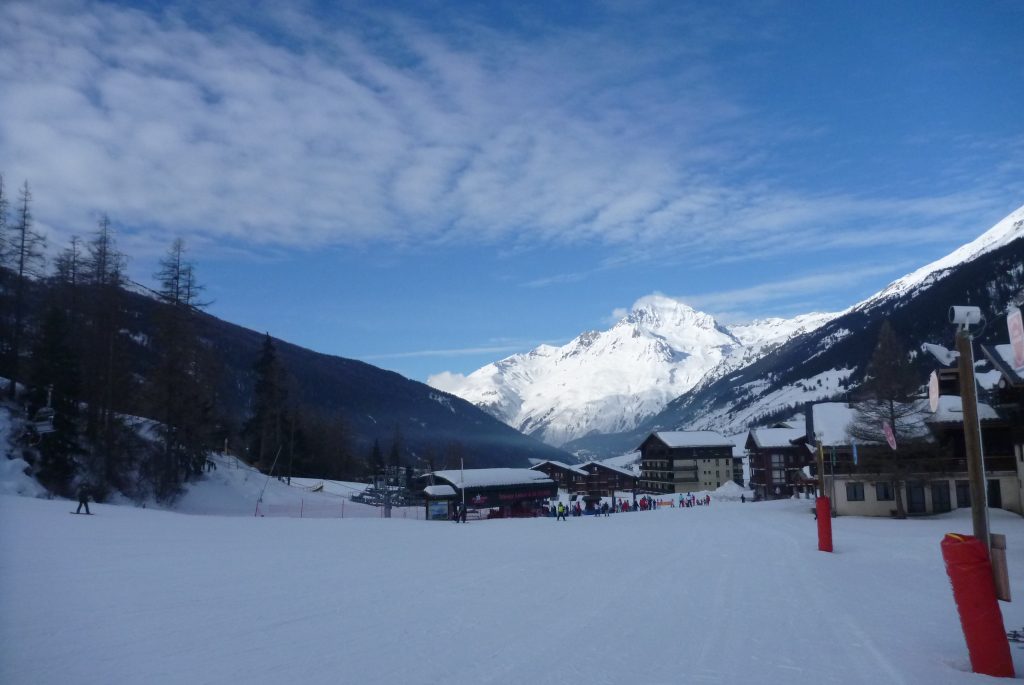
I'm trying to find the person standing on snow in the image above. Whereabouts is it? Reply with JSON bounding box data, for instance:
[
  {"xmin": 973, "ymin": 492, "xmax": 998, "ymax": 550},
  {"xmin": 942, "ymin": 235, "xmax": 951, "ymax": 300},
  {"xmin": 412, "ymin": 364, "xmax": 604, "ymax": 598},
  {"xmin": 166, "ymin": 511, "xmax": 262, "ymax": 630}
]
[
  {"xmin": 76, "ymin": 484, "xmax": 91, "ymax": 514},
  {"xmin": 556, "ymin": 502, "xmax": 567, "ymax": 521}
]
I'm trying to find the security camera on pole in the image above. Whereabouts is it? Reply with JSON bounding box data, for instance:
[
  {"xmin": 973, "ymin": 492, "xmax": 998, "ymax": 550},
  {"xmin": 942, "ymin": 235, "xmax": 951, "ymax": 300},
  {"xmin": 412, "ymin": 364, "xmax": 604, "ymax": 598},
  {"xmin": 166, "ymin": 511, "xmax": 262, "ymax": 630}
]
[
  {"xmin": 941, "ymin": 304, "xmax": 1014, "ymax": 678},
  {"xmin": 949, "ymin": 306, "xmax": 988, "ymax": 550}
]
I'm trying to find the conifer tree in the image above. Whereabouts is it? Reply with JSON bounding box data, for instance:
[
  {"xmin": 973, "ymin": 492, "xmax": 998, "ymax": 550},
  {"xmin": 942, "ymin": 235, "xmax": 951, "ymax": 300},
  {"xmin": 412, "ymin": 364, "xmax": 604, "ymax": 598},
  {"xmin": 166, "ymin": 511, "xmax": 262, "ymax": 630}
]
[
  {"xmin": 28, "ymin": 302, "xmax": 82, "ymax": 494},
  {"xmin": 80, "ymin": 216, "xmax": 132, "ymax": 491},
  {"xmin": 368, "ymin": 438, "xmax": 383, "ymax": 477},
  {"xmin": 849, "ymin": 320, "xmax": 929, "ymax": 518},
  {"xmin": 147, "ymin": 238, "xmax": 217, "ymax": 500},
  {"xmin": 245, "ymin": 334, "xmax": 287, "ymax": 470},
  {"xmin": 5, "ymin": 180, "xmax": 46, "ymax": 399}
]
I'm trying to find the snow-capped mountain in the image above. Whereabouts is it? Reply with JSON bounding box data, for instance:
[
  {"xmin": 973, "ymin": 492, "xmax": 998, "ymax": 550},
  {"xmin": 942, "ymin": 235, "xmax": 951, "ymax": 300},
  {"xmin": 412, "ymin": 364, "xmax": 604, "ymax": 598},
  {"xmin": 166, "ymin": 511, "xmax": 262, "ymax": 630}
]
[
  {"xmin": 564, "ymin": 203, "xmax": 1024, "ymax": 457},
  {"xmin": 429, "ymin": 295, "xmax": 834, "ymax": 446}
]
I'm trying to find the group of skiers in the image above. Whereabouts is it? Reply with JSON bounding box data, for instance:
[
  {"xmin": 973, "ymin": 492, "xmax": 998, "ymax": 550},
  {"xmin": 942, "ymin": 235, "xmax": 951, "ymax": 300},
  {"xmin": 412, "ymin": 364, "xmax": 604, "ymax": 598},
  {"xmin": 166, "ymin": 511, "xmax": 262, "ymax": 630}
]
[
  {"xmin": 678, "ymin": 493, "xmax": 713, "ymax": 508},
  {"xmin": 546, "ymin": 495, "xmax": 682, "ymax": 519},
  {"xmin": 453, "ymin": 493, "xmax": 719, "ymax": 522}
]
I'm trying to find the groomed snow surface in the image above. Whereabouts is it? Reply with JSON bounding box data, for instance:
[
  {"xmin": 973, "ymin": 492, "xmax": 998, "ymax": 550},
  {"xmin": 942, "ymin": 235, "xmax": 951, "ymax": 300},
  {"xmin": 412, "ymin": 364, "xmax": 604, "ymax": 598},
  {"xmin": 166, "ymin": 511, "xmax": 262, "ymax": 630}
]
[{"xmin": 3, "ymin": 487, "xmax": 1024, "ymax": 684}]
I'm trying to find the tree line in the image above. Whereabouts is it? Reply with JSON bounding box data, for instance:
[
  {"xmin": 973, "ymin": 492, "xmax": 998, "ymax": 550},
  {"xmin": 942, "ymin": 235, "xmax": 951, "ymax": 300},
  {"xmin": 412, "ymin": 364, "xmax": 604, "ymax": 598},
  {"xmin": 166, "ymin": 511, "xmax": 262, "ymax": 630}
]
[{"xmin": 0, "ymin": 175, "xmax": 406, "ymax": 502}]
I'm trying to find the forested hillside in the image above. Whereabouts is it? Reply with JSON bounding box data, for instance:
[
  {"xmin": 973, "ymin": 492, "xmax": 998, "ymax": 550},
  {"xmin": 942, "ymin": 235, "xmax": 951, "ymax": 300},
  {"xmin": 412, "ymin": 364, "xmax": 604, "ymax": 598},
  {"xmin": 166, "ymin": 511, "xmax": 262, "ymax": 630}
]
[{"xmin": 0, "ymin": 178, "xmax": 568, "ymax": 501}]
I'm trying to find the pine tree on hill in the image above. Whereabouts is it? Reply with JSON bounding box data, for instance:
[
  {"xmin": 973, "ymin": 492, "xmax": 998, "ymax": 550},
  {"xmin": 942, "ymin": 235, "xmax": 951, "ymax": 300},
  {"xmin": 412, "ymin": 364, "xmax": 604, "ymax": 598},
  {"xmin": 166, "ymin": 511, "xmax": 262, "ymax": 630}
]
[
  {"xmin": 245, "ymin": 334, "xmax": 288, "ymax": 470},
  {"xmin": 147, "ymin": 238, "xmax": 218, "ymax": 501},
  {"xmin": 5, "ymin": 180, "xmax": 46, "ymax": 399},
  {"xmin": 849, "ymin": 320, "xmax": 931, "ymax": 518},
  {"xmin": 80, "ymin": 216, "xmax": 134, "ymax": 493}
]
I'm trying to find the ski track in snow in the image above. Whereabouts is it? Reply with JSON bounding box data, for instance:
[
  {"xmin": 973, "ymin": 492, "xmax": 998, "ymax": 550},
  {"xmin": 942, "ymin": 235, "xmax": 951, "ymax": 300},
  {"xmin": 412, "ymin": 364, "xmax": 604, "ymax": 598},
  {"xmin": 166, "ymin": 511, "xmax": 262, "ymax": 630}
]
[{"xmin": 1, "ymin": 495, "xmax": 1022, "ymax": 684}]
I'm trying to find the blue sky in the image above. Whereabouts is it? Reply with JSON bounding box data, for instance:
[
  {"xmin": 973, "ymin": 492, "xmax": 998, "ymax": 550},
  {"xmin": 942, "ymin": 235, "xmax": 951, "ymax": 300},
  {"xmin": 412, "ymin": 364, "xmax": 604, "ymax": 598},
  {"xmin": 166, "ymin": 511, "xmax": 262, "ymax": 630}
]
[{"xmin": 2, "ymin": 0, "xmax": 1022, "ymax": 381}]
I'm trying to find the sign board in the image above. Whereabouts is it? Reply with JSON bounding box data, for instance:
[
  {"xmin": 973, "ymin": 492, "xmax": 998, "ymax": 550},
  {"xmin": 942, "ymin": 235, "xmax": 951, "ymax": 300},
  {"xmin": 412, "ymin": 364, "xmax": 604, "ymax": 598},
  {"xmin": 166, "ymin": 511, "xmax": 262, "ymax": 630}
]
[
  {"xmin": 882, "ymin": 420, "xmax": 897, "ymax": 451},
  {"xmin": 928, "ymin": 370, "xmax": 940, "ymax": 413},
  {"xmin": 428, "ymin": 501, "xmax": 450, "ymax": 521},
  {"xmin": 1008, "ymin": 306, "xmax": 1024, "ymax": 372}
]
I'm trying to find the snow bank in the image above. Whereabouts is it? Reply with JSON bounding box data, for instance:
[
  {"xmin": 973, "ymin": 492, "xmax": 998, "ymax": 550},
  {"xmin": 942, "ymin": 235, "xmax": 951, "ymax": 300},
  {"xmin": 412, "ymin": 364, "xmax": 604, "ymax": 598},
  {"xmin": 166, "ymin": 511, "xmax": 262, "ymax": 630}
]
[
  {"xmin": 713, "ymin": 480, "xmax": 753, "ymax": 501},
  {"xmin": 0, "ymin": 406, "xmax": 46, "ymax": 498},
  {"xmin": 171, "ymin": 453, "xmax": 415, "ymax": 519}
]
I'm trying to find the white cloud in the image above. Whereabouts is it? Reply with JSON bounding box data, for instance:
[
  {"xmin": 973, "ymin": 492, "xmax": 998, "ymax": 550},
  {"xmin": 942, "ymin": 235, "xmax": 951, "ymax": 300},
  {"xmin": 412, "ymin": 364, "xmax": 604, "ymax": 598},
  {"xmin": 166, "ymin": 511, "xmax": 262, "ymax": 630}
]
[
  {"xmin": 674, "ymin": 262, "xmax": 917, "ymax": 313},
  {"xmin": 363, "ymin": 345, "xmax": 525, "ymax": 360},
  {"xmin": 0, "ymin": 1, "xmax": 724, "ymax": 254},
  {"xmin": 425, "ymin": 371, "xmax": 468, "ymax": 394},
  {"xmin": 1, "ymin": 1, "xmax": 1019, "ymax": 267}
]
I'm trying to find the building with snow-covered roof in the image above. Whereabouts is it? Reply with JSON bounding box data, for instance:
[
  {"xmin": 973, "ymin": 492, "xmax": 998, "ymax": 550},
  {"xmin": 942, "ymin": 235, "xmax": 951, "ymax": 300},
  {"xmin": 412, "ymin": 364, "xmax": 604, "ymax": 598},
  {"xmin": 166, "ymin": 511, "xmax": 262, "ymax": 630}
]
[
  {"xmin": 530, "ymin": 460, "xmax": 589, "ymax": 491},
  {"xmin": 745, "ymin": 425, "xmax": 811, "ymax": 501},
  {"xmin": 638, "ymin": 431, "xmax": 734, "ymax": 494},
  {"xmin": 801, "ymin": 368, "xmax": 1023, "ymax": 517},
  {"xmin": 421, "ymin": 468, "xmax": 556, "ymax": 520},
  {"xmin": 980, "ymin": 337, "xmax": 1024, "ymax": 511},
  {"xmin": 578, "ymin": 460, "xmax": 638, "ymax": 496}
]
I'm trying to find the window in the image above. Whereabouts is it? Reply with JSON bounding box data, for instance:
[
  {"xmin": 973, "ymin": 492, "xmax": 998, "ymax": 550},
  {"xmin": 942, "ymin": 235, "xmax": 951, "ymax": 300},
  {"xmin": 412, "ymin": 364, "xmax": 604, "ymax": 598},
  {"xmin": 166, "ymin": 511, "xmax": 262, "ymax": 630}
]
[
  {"xmin": 875, "ymin": 483, "xmax": 893, "ymax": 501},
  {"xmin": 955, "ymin": 480, "xmax": 970, "ymax": 508},
  {"xmin": 846, "ymin": 482, "xmax": 865, "ymax": 502}
]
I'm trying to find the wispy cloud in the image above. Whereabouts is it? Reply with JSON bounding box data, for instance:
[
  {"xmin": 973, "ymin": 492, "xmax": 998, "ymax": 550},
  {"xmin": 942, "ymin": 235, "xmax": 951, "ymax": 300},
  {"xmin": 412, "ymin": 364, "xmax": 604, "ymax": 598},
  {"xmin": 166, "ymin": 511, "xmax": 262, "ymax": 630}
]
[
  {"xmin": 362, "ymin": 345, "xmax": 529, "ymax": 360},
  {"xmin": 675, "ymin": 261, "xmax": 919, "ymax": 313},
  {"xmin": 1, "ymin": 0, "xmax": 1020, "ymax": 269},
  {"xmin": 0, "ymin": 1, "xmax": 737, "ymax": 254}
]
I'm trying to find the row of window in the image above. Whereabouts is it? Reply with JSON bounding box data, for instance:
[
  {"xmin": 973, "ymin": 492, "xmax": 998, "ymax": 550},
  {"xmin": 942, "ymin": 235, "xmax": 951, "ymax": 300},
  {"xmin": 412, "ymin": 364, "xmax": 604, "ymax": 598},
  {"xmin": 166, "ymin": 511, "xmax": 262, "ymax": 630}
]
[
  {"xmin": 844, "ymin": 480, "xmax": 975, "ymax": 506},
  {"xmin": 845, "ymin": 482, "xmax": 892, "ymax": 502}
]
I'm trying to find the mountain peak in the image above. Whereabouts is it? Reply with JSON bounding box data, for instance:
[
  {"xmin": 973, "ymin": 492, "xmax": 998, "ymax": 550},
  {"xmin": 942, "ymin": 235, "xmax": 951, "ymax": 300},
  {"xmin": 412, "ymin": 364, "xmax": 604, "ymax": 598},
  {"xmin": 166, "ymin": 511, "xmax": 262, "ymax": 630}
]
[{"xmin": 624, "ymin": 294, "xmax": 719, "ymax": 330}]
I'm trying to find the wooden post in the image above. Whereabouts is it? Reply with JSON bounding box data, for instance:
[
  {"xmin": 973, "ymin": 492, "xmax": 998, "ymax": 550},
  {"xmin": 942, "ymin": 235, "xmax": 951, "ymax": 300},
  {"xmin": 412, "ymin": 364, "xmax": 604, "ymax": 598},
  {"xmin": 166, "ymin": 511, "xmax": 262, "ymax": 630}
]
[
  {"xmin": 816, "ymin": 436, "xmax": 827, "ymax": 498},
  {"xmin": 956, "ymin": 330, "xmax": 990, "ymax": 554}
]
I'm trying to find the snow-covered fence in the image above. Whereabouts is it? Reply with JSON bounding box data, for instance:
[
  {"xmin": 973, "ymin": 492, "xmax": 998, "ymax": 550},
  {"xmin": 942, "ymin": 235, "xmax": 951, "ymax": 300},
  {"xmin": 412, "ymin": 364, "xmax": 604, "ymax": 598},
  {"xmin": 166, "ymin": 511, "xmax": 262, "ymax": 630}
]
[{"xmin": 255, "ymin": 498, "xmax": 425, "ymax": 520}]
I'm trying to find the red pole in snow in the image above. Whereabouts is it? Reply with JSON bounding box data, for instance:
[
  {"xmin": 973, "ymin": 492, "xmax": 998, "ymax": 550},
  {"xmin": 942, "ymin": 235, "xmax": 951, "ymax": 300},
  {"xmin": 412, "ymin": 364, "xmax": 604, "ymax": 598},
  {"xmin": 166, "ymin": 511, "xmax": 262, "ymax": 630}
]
[
  {"xmin": 816, "ymin": 496, "xmax": 833, "ymax": 552},
  {"xmin": 941, "ymin": 533, "xmax": 1014, "ymax": 678}
]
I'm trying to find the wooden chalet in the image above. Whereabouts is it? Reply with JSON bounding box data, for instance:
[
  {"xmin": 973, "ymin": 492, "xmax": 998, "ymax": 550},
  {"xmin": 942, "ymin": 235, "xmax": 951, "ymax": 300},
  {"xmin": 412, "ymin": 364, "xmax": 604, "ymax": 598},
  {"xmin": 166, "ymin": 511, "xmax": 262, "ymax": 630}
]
[
  {"xmin": 745, "ymin": 424, "xmax": 809, "ymax": 500},
  {"xmin": 530, "ymin": 460, "xmax": 589, "ymax": 492},
  {"xmin": 578, "ymin": 460, "xmax": 638, "ymax": 496}
]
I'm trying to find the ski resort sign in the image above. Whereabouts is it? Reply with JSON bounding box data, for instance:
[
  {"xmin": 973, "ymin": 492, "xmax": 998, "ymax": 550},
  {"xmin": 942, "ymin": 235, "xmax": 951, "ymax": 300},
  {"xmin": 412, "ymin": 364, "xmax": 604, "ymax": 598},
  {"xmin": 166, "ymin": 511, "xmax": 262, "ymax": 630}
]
[{"xmin": 1009, "ymin": 306, "xmax": 1024, "ymax": 372}]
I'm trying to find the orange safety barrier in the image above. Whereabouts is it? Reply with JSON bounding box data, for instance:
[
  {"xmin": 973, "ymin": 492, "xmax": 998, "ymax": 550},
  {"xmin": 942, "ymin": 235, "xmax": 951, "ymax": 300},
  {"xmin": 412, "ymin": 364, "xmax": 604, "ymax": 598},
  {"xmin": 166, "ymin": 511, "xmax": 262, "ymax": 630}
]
[
  {"xmin": 816, "ymin": 496, "xmax": 832, "ymax": 552},
  {"xmin": 941, "ymin": 533, "xmax": 1014, "ymax": 678}
]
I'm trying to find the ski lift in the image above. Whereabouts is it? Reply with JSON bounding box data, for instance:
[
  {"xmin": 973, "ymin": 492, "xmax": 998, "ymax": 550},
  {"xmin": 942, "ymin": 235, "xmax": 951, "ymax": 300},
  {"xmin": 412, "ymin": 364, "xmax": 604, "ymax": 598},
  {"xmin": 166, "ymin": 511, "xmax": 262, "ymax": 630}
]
[
  {"xmin": 30, "ymin": 406, "xmax": 56, "ymax": 435},
  {"xmin": 19, "ymin": 386, "xmax": 56, "ymax": 445}
]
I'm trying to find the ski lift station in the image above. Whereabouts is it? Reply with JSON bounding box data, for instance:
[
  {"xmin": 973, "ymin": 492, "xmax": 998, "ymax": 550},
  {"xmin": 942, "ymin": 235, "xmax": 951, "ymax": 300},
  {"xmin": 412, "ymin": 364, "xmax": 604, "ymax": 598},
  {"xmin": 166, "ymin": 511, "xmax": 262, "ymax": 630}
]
[{"xmin": 421, "ymin": 468, "xmax": 557, "ymax": 520}]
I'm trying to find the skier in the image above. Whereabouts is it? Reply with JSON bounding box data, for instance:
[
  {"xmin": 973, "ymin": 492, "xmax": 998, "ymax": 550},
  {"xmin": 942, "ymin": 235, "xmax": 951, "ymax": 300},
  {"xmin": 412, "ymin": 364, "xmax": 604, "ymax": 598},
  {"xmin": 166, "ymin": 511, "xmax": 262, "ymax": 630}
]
[
  {"xmin": 460, "ymin": 504, "xmax": 468, "ymax": 523},
  {"xmin": 75, "ymin": 484, "xmax": 91, "ymax": 515},
  {"xmin": 556, "ymin": 502, "xmax": 567, "ymax": 521},
  {"xmin": 741, "ymin": 494, "xmax": 746, "ymax": 504}
]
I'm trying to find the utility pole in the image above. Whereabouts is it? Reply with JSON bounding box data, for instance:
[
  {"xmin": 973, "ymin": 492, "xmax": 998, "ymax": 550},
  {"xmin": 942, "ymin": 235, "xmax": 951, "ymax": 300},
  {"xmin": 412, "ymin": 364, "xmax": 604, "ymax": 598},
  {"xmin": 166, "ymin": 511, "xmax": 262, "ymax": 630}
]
[{"xmin": 956, "ymin": 329, "xmax": 988, "ymax": 552}]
